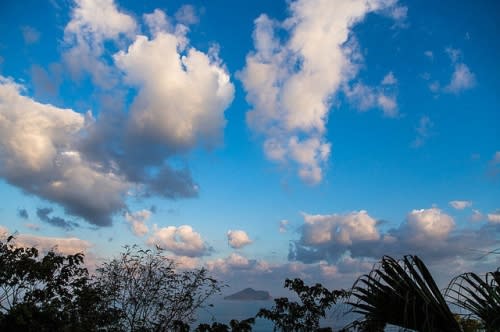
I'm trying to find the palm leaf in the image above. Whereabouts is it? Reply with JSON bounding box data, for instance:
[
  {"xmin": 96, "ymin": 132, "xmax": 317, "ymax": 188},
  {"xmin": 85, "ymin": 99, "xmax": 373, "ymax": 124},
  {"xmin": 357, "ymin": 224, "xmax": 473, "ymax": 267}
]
[
  {"xmin": 445, "ymin": 269, "xmax": 500, "ymax": 331},
  {"xmin": 346, "ymin": 255, "xmax": 460, "ymax": 331}
]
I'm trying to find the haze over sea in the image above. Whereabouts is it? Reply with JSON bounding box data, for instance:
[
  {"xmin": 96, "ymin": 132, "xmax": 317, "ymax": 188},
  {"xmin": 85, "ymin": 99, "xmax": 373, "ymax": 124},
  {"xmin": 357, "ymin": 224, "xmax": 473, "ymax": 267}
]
[{"xmin": 195, "ymin": 297, "xmax": 359, "ymax": 331}]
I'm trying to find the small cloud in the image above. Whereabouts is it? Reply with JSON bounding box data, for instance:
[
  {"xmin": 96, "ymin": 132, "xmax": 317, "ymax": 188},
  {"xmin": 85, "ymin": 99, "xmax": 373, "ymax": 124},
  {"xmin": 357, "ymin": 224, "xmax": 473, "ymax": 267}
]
[
  {"xmin": 147, "ymin": 225, "xmax": 209, "ymax": 257},
  {"xmin": 175, "ymin": 5, "xmax": 199, "ymax": 25},
  {"xmin": 227, "ymin": 230, "xmax": 253, "ymax": 249},
  {"xmin": 446, "ymin": 47, "xmax": 462, "ymax": 63},
  {"xmin": 487, "ymin": 210, "xmax": 500, "ymax": 224},
  {"xmin": 412, "ymin": 115, "xmax": 434, "ymax": 148},
  {"xmin": 449, "ymin": 200, "xmax": 472, "ymax": 210},
  {"xmin": 18, "ymin": 208, "xmax": 29, "ymax": 219},
  {"xmin": 444, "ymin": 63, "xmax": 476, "ymax": 94},
  {"xmin": 344, "ymin": 82, "xmax": 398, "ymax": 117},
  {"xmin": 279, "ymin": 220, "xmax": 289, "ymax": 233},
  {"xmin": 20, "ymin": 26, "xmax": 40, "ymax": 44},
  {"xmin": 424, "ymin": 50, "xmax": 434, "ymax": 60},
  {"xmin": 36, "ymin": 207, "xmax": 79, "ymax": 231},
  {"xmin": 381, "ymin": 72, "xmax": 397, "ymax": 85},
  {"xmin": 124, "ymin": 209, "xmax": 151, "ymax": 237},
  {"xmin": 428, "ymin": 81, "xmax": 440, "ymax": 93},
  {"xmin": 442, "ymin": 48, "xmax": 475, "ymax": 94}
]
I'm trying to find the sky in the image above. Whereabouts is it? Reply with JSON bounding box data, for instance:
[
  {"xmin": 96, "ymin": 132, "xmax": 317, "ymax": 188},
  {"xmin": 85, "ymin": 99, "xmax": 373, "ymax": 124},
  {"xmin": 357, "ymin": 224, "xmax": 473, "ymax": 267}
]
[{"xmin": 0, "ymin": 0, "xmax": 499, "ymax": 295}]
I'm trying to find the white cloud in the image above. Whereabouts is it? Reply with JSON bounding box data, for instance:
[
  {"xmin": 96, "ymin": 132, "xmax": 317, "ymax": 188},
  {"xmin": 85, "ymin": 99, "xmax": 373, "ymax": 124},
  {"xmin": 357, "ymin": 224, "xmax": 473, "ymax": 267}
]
[
  {"xmin": 171, "ymin": 255, "xmax": 199, "ymax": 270},
  {"xmin": 0, "ymin": 76, "xmax": 129, "ymax": 226},
  {"xmin": 16, "ymin": 234, "xmax": 92, "ymax": 256},
  {"xmin": 124, "ymin": 209, "xmax": 151, "ymax": 236},
  {"xmin": 205, "ymin": 253, "xmax": 272, "ymax": 275},
  {"xmin": 442, "ymin": 48, "xmax": 476, "ymax": 94},
  {"xmin": 240, "ymin": 0, "xmax": 403, "ymax": 184},
  {"xmin": 381, "ymin": 71, "xmax": 397, "ymax": 85},
  {"xmin": 1, "ymin": 4, "xmax": 235, "ymax": 227},
  {"xmin": 424, "ymin": 50, "xmax": 433, "ymax": 60},
  {"xmin": 288, "ymin": 207, "xmax": 492, "ymax": 266},
  {"xmin": 147, "ymin": 225, "xmax": 209, "ymax": 257},
  {"xmin": 206, "ymin": 253, "xmax": 250, "ymax": 273},
  {"xmin": 227, "ymin": 230, "xmax": 252, "ymax": 249},
  {"xmin": 405, "ymin": 208, "xmax": 454, "ymax": 241},
  {"xmin": 487, "ymin": 211, "xmax": 500, "ymax": 224},
  {"xmin": 0, "ymin": 225, "xmax": 92, "ymax": 255},
  {"xmin": 114, "ymin": 19, "xmax": 234, "ymax": 151},
  {"xmin": 449, "ymin": 200, "xmax": 472, "ymax": 210},
  {"xmin": 445, "ymin": 63, "xmax": 476, "ymax": 94},
  {"xmin": 143, "ymin": 9, "xmax": 172, "ymax": 37},
  {"xmin": 342, "ymin": 79, "xmax": 399, "ymax": 117},
  {"xmin": 302, "ymin": 210, "xmax": 380, "ymax": 246},
  {"xmin": 63, "ymin": 0, "xmax": 137, "ymax": 87}
]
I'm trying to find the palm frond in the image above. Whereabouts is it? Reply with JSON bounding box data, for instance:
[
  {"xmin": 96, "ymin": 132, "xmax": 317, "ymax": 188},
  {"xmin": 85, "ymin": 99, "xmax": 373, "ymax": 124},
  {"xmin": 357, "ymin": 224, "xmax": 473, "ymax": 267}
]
[
  {"xmin": 445, "ymin": 269, "xmax": 500, "ymax": 331},
  {"xmin": 346, "ymin": 255, "xmax": 460, "ymax": 331}
]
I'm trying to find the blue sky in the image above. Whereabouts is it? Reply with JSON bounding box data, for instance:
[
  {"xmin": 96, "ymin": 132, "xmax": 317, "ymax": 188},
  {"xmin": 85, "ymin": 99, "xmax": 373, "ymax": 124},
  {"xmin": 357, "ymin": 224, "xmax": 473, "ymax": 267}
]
[{"xmin": 0, "ymin": 0, "xmax": 499, "ymax": 293}]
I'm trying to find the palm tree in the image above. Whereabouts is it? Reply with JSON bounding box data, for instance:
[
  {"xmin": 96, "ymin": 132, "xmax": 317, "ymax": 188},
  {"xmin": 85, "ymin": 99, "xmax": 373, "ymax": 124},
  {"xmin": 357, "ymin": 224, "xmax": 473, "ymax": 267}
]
[
  {"xmin": 445, "ymin": 269, "xmax": 500, "ymax": 331},
  {"xmin": 345, "ymin": 255, "xmax": 460, "ymax": 331}
]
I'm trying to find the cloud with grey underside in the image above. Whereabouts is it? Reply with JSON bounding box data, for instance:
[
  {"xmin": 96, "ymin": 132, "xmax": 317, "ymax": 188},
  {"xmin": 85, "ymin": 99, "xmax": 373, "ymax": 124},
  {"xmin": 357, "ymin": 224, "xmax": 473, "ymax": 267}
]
[
  {"xmin": 0, "ymin": 1, "xmax": 234, "ymax": 227},
  {"xmin": 289, "ymin": 208, "xmax": 499, "ymax": 266}
]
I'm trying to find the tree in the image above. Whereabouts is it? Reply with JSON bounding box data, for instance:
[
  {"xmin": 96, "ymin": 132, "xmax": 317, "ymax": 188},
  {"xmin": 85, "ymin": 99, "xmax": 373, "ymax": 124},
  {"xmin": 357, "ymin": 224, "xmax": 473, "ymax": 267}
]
[
  {"xmin": 95, "ymin": 245, "xmax": 222, "ymax": 331},
  {"xmin": 346, "ymin": 255, "xmax": 461, "ymax": 332},
  {"xmin": 194, "ymin": 318, "xmax": 255, "ymax": 332},
  {"xmin": 257, "ymin": 278, "xmax": 346, "ymax": 331},
  {"xmin": 0, "ymin": 235, "xmax": 118, "ymax": 331}
]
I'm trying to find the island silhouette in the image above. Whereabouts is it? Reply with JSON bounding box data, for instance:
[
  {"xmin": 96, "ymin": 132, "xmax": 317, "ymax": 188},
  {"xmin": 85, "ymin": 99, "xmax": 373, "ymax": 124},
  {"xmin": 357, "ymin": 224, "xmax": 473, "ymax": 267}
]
[{"xmin": 224, "ymin": 288, "xmax": 272, "ymax": 301}]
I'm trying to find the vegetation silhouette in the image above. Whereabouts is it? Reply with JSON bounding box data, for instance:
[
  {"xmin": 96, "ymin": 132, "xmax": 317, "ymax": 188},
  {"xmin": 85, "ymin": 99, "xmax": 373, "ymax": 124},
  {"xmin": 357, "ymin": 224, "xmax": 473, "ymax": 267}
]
[
  {"xmin": 0, "ymin": 235, "xmax": 120, "ymax": 331},
  {"xmin": 1, "ymin": 235, "xmax": 498, "ymax": 331}
]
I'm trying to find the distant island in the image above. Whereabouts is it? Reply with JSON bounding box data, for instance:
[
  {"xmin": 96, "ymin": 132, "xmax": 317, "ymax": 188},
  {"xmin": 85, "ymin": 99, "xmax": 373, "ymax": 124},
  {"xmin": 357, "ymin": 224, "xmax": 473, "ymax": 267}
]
[{"xmin": 224, "ymin": 288, "xmax": 272, "ymax": 301}]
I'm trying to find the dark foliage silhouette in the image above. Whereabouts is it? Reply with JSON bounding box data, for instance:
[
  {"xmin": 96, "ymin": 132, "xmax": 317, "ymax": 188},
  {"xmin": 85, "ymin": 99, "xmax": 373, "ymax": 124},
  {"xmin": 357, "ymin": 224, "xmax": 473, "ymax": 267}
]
[
  {"xmin": 257, "ymin": 278, "xmax": 347, "ymax": 331},
  {"xmin": 0, "ymin": 235, "xmax": 119, "ymax": 331}
]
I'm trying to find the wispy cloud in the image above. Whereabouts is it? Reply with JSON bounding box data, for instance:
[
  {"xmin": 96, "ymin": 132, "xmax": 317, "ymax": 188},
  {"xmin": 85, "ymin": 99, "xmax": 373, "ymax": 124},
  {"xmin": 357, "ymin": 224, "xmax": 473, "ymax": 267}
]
[
  {"xmin": 412, "ymin": 115, "xmax": 434, "ymax": 147},
  {"xmin": 124, "ymin": 210, "xmax": 151, "ymax": 236},
  {"xmin": 37, "ymin": 207, "xmax": 79, "ymax": 230},
  {"xmin": 449, "ymin": 200, "xmax": 472, "ymax": 210},
  {"xmin": 20, "ymin": 26, "xmax": 40, "ymax": 44}
]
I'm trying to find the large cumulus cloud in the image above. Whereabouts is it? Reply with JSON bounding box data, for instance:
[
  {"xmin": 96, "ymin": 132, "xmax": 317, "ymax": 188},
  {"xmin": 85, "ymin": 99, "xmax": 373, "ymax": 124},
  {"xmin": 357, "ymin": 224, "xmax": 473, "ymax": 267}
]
[
  {"xmin": 0, "ymin": 0, "xmax": 234, "ymax": 227},
  {"xmin": 0, "ymin": 77, "xmax": 128, "ymax": 226}
]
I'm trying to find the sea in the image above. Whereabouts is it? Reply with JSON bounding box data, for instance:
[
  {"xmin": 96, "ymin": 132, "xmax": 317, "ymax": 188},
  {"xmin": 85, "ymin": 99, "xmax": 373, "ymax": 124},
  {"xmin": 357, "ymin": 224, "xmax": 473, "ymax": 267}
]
[{"xmin": 195, "ymin": 298, "xmax": 359, "ymax": 331}]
